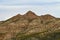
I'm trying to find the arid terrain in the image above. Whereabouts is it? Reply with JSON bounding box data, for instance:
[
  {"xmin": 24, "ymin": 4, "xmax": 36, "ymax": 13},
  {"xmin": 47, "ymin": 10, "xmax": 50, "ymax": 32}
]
[{"xmin": 0, "ymin": 11, "xmax": 60, "ymax": 40}]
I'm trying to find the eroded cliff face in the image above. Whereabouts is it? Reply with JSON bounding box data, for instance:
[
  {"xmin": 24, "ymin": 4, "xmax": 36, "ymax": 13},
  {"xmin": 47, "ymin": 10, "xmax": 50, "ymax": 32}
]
[{"xmin": 0, "ymin": 11, "xmax": 60, "ymax": 40}]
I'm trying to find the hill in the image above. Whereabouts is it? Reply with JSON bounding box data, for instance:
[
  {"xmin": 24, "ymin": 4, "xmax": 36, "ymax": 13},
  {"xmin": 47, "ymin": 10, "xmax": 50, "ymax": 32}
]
[{"xmin": 0, "ymin": 11, "xmax": 60, "ymax": 40}]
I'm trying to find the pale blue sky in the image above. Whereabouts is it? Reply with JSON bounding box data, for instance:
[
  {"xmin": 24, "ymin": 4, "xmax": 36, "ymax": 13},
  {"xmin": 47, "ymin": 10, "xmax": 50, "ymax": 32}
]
[{"xmin": 0, "ymin": 0, "xmax": 60, "ymax": 21}]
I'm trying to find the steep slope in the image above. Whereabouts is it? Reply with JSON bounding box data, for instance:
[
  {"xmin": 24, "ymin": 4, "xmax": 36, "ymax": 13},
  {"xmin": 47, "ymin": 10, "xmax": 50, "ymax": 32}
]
[
  {"xmin": 39, "ymin": 14, "xmax": 56, "ymax": 25},
  {"xmin": 0, "ymin": 14, "xmax": 22, "ymax": 26}
]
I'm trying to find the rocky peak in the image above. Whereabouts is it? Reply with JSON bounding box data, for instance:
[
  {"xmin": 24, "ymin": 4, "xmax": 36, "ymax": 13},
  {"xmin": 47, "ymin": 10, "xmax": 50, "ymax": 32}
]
[
  {"xmin": 24, "ymin": 11, "xmax": 37, "ymax": 19},
  {"xmin": 40, "ymin": 14, "xmax": 55, "ymax": 20},
  {"xmin": 14, "ymin": 14, "xmax": 22, "ymax": 18},
  {"xmin": 24, "ymin": 11, "xmax": 37, "ymax": 16}
]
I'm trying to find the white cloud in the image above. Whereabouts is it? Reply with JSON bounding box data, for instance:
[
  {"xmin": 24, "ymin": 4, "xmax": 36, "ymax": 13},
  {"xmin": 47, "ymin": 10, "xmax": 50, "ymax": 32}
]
[
  {"xmin": 0, "ymin": 0, "xmax": 60, "ymax": 5},
  {"xmin": 0, "ymin": 4, "xmax": 60, "ymax": 21},
  {"xmin": 0, "ymin": 0, "xmax": 60, "ymax": 21}
]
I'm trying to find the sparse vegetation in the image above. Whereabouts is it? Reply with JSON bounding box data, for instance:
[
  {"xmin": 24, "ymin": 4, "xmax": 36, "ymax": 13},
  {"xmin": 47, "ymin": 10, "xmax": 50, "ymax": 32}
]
[{"xmin": 0, "ymin": 11, "xmax": 60, "ymax": 40}]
